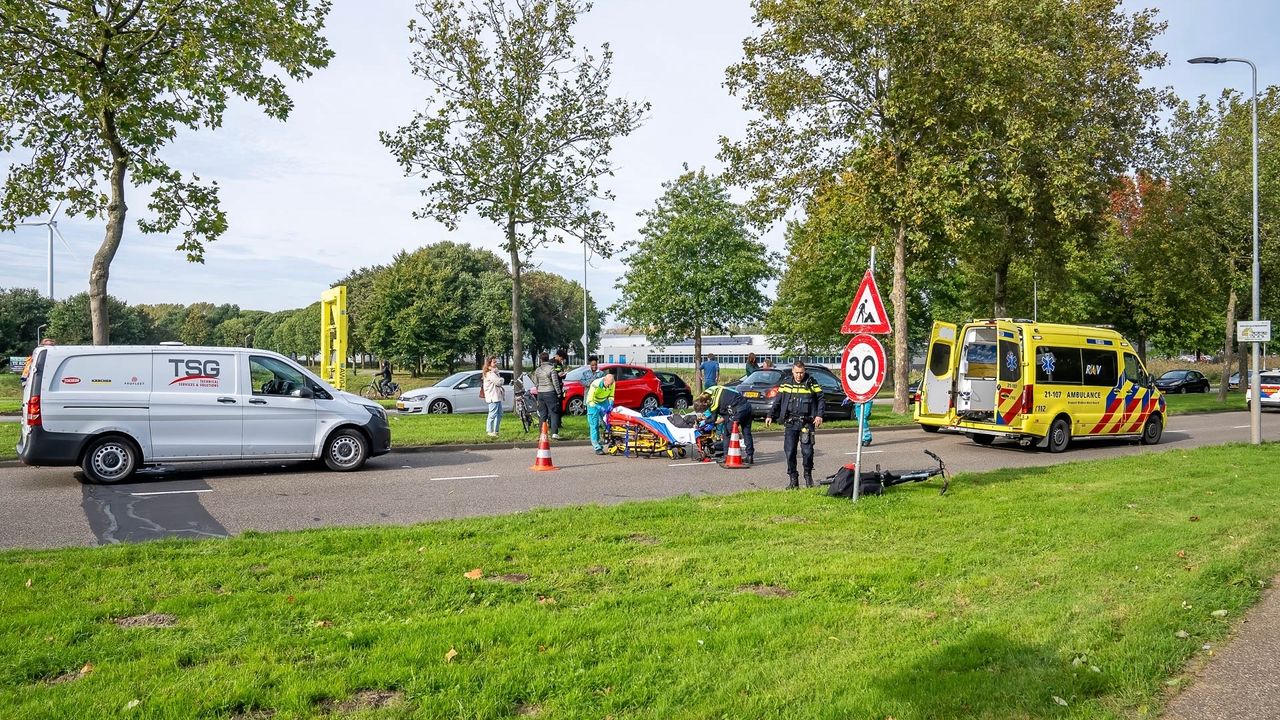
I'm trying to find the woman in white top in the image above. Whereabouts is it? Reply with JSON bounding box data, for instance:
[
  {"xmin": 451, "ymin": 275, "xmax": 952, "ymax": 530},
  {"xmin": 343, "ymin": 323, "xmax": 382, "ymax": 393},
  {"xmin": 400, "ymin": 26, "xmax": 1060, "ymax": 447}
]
[{"xmin": 482, "ymin": 356, "xmax": 506, "ymax": 437}]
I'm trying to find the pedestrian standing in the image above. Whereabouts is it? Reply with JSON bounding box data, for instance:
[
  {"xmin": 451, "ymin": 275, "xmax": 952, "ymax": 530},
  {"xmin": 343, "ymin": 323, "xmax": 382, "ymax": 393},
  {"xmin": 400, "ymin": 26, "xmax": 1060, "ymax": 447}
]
[
  {"xmin": 745, "ymin": 352, "xmax": 760, "ymax": 377},
  {"xmin": 699, "ymin": 353, "xmax": 720, "ymax": 390},
  {"xmin": 586, "ymin": 373, "xmax": 616, "ymax": 454},
  {"xmin": 694, "ymin": 384, "xmax": 756, "ymax": 464},
  {"xmin": 533, "ymin": 352, "xmax": 564, "ymax": 439},
  {"xmin": 764, "ymin": 360, "xmax": 825, "ymax": 489},
  {"xmin": 482, "ymin": 356, "xmax": 505, "ymax": 437},
  {"xmin": 586, "ymin": 355, "xmax": 605, "ymax": 381}
]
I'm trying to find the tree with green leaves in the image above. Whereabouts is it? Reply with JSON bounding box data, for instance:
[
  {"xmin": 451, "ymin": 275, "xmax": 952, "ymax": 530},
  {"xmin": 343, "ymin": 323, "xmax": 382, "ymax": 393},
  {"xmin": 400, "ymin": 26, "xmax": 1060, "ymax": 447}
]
[
  {"xmin": 0, "ymin": 287, "xmax": 54, "ymax": 357},
  {"xmin": 47, "ymin": 292, "xmax": 151, "ymax": 345},
  {"xmin": 521, "ymin": 269, "xmax": 602, "ymax": 363},
  {"xmin": 382, "ymin": 0, "xmax": 646, "ymax": 374},
  {"xmin": 0, "ymin": 1, "xmax": 333, "ymax": 344},
  {"xmin": 612, "ymin": 167, "xmax": 774, "ymax": 392}
]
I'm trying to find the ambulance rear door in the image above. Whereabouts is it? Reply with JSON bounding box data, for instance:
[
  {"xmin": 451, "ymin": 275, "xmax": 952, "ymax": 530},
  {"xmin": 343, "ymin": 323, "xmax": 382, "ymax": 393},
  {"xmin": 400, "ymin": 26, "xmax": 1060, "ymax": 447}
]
[
  {"xmin": 920, "ymin": 321, "xmax": 958, "ymax": 418},
  {"xmin": 993, "ymin": 321, "xmax": 1025, "ymax": 429}
]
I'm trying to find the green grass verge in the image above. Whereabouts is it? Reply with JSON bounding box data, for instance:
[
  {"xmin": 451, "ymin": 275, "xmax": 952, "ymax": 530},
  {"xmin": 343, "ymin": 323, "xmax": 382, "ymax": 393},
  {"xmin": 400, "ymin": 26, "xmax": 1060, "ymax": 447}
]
[
  {"xmin": 1163, "ymin": 390, "xmax": 1246, "ymax": 415},
  {"xmin": 3, "ymin": 444, "xmax": 1279, "ymax": 718}
]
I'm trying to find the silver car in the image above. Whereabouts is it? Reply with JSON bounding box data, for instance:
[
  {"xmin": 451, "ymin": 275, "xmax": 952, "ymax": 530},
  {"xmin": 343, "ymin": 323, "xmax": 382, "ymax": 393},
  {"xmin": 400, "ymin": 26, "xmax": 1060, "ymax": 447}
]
[{"xmin": 396, "ymin": 370, "xmax": 515, "ymax": 414}]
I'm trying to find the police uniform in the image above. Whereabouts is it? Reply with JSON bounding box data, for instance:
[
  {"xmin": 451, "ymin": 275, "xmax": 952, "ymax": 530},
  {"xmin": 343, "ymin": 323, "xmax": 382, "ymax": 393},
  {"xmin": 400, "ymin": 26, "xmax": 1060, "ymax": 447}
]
[
  {"xmin": 768, "ymin": 371, "xmax": 825, "ymax": 488},
  {"xmin": 704, "ymin": 385, "xmax": 755, "ymax": 463}
]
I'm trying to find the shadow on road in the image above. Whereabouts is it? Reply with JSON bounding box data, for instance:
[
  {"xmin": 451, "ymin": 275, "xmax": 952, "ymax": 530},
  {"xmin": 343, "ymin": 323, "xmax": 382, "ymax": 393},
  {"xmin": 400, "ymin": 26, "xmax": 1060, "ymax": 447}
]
[{"xmin": 81, "ymin": 479, "xmax": 228, "ymax": 545}]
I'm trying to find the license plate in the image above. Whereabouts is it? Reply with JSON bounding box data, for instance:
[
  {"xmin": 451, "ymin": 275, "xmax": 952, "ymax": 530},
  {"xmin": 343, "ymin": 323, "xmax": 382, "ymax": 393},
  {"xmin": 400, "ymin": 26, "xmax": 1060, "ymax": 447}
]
[
  {"xmin": 744, "ymin": 391, "xmax": 760, "ymax": 399},
  {"xmin": 396, "ymin": 403, "xmax": 405, "ymax": 410}
]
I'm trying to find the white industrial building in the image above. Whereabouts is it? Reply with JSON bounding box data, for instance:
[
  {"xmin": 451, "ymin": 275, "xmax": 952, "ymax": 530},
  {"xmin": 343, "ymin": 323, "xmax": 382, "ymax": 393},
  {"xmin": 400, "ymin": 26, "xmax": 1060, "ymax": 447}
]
[{"xmin": 594, "ymin": 334, "xmax": 841, "ymax": 370}]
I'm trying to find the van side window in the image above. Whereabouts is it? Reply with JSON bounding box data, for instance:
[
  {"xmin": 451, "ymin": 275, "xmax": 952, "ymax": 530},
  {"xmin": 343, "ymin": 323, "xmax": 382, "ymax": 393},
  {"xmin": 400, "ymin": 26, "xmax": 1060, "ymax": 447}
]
[
  {"xmin": 929, "ymin": 342, "xmax": 952, "ymax": 377},
  {"xmin": 1081, "ymin": 349, "xmax": 1118, "ymax": 387},
  {"xmin": 1035, "ymin": 347, "xmax": 1083, "ymax": 384},
  {"xmin": 998, "ymin": 340, "xmax": 1020, "ymax": 382},
  {"xmin": 1123, "ymin": 354, "xmax": 1143, "ymax": 385},
  {"xmin": 251, "ymin": 356, "xmax": 308, "ymax": 396}
]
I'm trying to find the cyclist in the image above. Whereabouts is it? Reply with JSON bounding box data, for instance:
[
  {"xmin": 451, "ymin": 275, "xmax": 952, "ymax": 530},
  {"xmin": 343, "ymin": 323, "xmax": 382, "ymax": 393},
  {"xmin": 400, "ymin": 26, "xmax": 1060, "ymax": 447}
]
[{"xmin": 378, "ymin": 359, "xmax": 394, "ymax": 396}]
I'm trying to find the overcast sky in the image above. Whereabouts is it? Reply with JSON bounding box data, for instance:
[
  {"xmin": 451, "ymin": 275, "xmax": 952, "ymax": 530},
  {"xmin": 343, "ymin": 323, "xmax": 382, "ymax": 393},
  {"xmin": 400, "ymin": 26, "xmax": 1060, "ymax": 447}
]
[{"xmin": 2, "ymin": 0, "xmax": 1278, "ymax": 317}]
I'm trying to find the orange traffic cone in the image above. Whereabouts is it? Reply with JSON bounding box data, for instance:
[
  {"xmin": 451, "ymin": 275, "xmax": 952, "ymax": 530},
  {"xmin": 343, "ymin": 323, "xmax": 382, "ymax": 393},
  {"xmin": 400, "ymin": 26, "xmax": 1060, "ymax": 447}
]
[
  {"xmin": 722, "ymin": 421, "xmax": 746, "ymax": 469},
  {"xmin": 530, "ymin": 421, "xmax": 559, "ymax": 472}
]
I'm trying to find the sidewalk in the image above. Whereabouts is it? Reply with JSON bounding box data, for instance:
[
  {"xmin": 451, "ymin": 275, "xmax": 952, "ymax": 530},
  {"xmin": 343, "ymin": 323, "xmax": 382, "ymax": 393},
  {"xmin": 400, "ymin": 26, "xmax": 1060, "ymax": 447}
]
[{"xmin": 1163, "ymin": 578, "xmax": 1280, "ymax": 719}]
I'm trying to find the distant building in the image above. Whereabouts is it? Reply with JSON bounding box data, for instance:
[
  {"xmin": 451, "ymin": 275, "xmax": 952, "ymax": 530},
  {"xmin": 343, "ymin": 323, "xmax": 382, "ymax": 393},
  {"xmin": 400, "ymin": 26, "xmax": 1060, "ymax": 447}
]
[{"xmin": 595, "ymin": 334, "xmax": 841, "ymax": 369}]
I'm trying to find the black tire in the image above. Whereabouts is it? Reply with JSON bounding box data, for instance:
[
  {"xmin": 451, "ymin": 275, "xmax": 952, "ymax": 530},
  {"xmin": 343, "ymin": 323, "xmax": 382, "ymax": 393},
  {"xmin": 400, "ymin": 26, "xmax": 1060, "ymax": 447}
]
[
  {"xmin": 1140, "ymin": 414, "xmax": 1163, "ymax": 445},
  {"xmin": 81, "ymin": 435, "xmax": 140, "ymax": 484},
  {"xmin": 641, "ymin": 394, "xmax": 660, "ymax": 413},
  {"xmin": 323, "ymin": 428, "xmax": 369, "ymax": 471},
  {"xmin": 1047, "ymin": 416, "xmax": 1071, "ymax": 453},
  {"xmin": 567, "ymin": 397, "xmax": 586, "ymax": 416},
  {"xmin": 921, "ymin": 425, "xmax": 941, "ymax": 434},
  {"xmin": 428, "ymin": 399, "xmax": 452, "ymax": 414},
  {"xmin": 1178, "ymin": 387, "xmax": 1186, "ymax": 394},
  {"xmin": 971, "ymin": 433, "xmax": 995, "ymax": 446}
]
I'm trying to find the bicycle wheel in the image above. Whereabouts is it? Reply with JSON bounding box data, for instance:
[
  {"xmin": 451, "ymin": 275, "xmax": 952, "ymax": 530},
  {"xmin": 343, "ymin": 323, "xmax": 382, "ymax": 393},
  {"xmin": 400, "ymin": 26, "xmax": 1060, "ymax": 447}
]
[{"xmin": 361, "ymin": 384, "xmax": 379, "ymax": 399}]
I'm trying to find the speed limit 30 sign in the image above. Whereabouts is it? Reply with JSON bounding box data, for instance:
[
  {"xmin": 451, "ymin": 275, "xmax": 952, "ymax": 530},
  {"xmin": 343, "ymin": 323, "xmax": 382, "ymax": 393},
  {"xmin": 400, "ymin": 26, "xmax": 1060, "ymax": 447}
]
[{"xmin": 840, "ymin": 334, "xmax": 886, "ymax": 403}]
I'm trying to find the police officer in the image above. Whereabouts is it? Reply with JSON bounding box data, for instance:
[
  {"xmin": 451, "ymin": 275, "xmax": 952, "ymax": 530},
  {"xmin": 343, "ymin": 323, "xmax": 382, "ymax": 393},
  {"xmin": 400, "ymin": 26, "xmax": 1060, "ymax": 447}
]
[
  {"xmin": 694, "ymin": 384, "xmax": 755, "ymax": 464},
  {"xmin": 765, "ymin": 360, "xmax": 825, "ymax": 489}
]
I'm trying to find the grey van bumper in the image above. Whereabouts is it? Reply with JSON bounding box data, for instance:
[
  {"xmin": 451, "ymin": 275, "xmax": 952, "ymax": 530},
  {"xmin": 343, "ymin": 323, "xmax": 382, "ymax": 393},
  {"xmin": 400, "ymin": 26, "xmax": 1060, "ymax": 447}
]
[
  {"xmin": 17, "ymin": 426, "xmax": 88, "ymax": 467},
  {"xmin": 366, "ymin": 414, "xmax": 392, "ymax": 457}
]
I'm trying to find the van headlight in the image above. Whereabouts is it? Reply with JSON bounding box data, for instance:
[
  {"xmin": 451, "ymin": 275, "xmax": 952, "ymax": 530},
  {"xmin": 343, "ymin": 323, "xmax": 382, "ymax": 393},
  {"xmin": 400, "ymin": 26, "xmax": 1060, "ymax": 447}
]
[{"xmin": 365, "ymin": 404, "xmax": 387, "ymax": 422}]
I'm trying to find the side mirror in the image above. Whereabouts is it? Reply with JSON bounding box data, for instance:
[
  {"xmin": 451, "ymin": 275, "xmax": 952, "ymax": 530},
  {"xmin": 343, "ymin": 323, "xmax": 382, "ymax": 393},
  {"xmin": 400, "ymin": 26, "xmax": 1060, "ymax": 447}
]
[{"xmin": 292, "ymin": 386, "xmax": 315, "ymax": 399}]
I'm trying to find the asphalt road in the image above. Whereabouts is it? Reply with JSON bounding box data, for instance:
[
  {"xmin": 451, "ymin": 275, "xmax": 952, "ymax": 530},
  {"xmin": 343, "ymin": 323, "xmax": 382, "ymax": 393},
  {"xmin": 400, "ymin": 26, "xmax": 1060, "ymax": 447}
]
[{"xmin": 1, "ymin": 410, "xmax": 1275, "ymax": 550}]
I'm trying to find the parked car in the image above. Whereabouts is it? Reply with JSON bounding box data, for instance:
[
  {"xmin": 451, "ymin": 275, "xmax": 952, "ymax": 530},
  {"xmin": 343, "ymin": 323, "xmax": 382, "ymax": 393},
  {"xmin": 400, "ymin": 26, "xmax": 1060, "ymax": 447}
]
[
  {"xmin": 732, "ymin": 365, "xmax": 853, "ymax": 419},
  {"xmin": 1245, "ymin": 371, "xmax": 1280, "ymax": 410},
  {"xmin": 397, "ymin": 370, "xmax": 514, "ymax": 414},
  {"xmin": 1229, "ymin": 369, "xmax": 1273, "ymax": 390},
  {"xmin": 654, "ymin": 371, "xmax": 694, "ymax": 410},
  {"xmin": 562, "ymin": 364, "xmax": 663, "ymax": 415},
  {"xmin": 1154, "ymin": 369, "xmax": 1210, "ymax": 394}
]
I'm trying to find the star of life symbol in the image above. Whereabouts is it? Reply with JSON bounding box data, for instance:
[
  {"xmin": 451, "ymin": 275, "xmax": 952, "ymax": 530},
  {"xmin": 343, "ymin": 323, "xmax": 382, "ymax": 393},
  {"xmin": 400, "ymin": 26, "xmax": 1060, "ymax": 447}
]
[
  {"xmin": 1005, "ymin": 351, "xmax": 1018, "ymax": 373},
  {"xmin": 1039, "ymin": 352, "xmax": 1056, "ymax": 375}
]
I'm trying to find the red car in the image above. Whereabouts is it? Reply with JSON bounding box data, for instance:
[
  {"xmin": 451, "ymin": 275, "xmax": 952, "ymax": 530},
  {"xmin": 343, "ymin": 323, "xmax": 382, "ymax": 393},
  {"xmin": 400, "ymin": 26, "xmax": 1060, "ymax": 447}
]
[{"xmin": 561, "ymin": 364, "xmax": 664, "ymax": 415}]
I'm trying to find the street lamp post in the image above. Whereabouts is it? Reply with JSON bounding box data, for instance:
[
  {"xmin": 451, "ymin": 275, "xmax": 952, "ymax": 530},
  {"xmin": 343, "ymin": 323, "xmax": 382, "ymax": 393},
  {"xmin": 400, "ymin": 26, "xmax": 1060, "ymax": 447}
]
[{"xmin": 1189, "ymin": 56, "xmax": 1262, "ymax": 445}]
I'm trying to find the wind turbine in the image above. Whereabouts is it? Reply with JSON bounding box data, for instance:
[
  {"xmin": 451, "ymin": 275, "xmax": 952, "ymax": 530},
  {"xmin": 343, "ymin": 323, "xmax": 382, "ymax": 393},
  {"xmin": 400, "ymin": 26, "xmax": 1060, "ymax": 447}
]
[{"xmin": 16, "ymin": 200, "xmax": 75, "ymax": 299}]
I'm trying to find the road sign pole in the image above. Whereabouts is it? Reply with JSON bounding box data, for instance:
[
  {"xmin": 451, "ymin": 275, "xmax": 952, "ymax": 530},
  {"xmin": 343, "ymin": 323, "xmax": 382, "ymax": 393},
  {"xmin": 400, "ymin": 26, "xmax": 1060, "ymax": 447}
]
[{"xmin": 853, "ymin": 408, "xmax": 864, "ymax": 503}]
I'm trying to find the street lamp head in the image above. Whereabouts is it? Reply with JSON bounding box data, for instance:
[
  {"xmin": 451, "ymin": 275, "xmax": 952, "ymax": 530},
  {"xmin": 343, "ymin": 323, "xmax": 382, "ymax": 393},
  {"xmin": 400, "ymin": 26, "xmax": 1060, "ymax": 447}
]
[{"xmin": 1188, "ymin": 56, "xmax": 1224, "ymax": 64}]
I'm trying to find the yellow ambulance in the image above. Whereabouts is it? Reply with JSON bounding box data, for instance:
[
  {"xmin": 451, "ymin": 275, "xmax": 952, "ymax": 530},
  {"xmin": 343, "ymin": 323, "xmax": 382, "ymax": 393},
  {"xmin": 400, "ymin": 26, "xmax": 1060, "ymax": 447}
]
[{"xmin": 914, "ymin": 319, "xmax": 1166, "ymax": 452}]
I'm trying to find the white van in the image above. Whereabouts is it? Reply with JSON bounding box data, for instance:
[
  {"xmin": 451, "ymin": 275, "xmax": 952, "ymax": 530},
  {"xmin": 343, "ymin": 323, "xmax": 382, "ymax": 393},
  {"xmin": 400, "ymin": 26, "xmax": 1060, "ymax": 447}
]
[{"xmin": 17, "ymin": 344, "xmax": 391, "ymax": 483}]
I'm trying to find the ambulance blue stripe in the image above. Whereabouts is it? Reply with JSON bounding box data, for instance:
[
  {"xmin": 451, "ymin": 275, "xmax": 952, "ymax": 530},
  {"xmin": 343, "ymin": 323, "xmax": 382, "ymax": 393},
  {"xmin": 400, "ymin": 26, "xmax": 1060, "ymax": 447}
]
[
  {"xmin": 999, "ymin": 331, "xmax": 1014, "ymax": 339},
  {"xmin": 1086, "ymin": 338, "xmax": 1113, "ymax": 346}
]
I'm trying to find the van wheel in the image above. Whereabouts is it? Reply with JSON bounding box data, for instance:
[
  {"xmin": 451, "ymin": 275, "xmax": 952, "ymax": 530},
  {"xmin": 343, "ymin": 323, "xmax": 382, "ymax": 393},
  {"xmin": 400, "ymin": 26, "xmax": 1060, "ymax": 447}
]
[
  {"xmin": 82, "ymin": 435, "xmax": 139, "ymax": 484},
  {"xmin": 1047, "ymin": 417, "xmax": 1071, "ymax": 453},
  {"xmin": 1141, "ymin": 415, "xmax": 1163, "ymax": 445},
  {"xmin": 971, "ymin": 434, "xmax": 995, "ymax": 446},
  {"xmin": 324, "ymin": 429, "xmax": 368, "ymax": 471}
]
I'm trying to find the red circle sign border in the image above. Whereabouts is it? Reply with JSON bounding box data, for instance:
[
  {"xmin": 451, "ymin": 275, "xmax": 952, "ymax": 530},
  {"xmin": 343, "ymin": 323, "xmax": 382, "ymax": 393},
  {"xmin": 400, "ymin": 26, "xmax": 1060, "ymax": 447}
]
[{"xmin": 840, "ymin": 334, "xmax": 887, "ymax": 403}]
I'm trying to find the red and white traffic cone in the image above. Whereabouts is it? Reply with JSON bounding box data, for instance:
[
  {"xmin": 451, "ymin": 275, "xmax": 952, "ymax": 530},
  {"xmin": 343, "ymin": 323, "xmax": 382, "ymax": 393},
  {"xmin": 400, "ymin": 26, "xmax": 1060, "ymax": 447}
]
[
  {"xmin": 530, "ymin": 421, "xmax": 559, "ymax": 471},
  {"xmin": 722, "ymin": 421, "xmax": 746, "ymax": 469}
]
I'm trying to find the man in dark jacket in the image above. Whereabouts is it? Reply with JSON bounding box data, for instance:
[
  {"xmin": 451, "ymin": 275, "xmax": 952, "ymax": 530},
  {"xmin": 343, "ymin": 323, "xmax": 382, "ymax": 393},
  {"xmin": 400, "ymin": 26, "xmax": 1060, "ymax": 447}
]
[
  {"xmin": 764, "ymin": 360, "xmax": 825, "ymax": 488},
  {"xmin": 533, "ymin": 352, "xmax": 564, "ymax": 438},
  {"xmin": 694, "ymin": 385, "xmax": 755, "ymax": 464}
]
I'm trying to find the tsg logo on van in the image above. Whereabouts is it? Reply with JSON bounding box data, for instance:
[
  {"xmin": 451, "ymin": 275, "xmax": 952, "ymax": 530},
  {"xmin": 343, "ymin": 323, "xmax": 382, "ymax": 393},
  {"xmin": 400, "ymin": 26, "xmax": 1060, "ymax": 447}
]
[{"xmin": 168, "ymin": 358, "xmax": 222, "ymax": 388}]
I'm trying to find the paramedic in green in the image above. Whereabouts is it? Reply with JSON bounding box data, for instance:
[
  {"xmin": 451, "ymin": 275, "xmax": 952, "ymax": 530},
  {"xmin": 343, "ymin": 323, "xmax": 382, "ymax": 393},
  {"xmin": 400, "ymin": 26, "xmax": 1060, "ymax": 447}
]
[
  {"xmin": 764, "ymin": 360, "xmax": 826, "ymax": 488},
  {"xmin": 586, "ymin": 373, "xmax": 616, "ymax": 455},
  {"xmin": 693, "ymin": 385, "xmax": 755, "ymax": 464}
]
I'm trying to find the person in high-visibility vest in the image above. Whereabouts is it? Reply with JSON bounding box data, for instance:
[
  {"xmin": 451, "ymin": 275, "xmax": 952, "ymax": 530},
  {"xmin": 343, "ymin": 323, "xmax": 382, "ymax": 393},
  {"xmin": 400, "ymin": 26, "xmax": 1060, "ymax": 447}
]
[
  {"xmin": 586, "ymin": 373, "xmax": 616, "ymax": 455},
  {"xmin": 694, "ymin": 384, "xmax": 755, "ymax": 464}
]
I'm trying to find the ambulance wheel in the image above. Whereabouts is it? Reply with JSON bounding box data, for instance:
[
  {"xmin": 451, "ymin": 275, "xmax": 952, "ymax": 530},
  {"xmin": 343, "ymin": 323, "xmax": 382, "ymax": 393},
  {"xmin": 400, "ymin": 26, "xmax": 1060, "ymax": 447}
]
[
  {"xmin": 81, "ymin": 435, "xmax": 140, "ymax": 484},
  {"xmin": 971, "ymin": 434, "xmax": 995, "ymax": 446},
  {"xmin": 1047, "ymin": 417, "xmax": 1072, "ymax": 453},
  {"xmin": 921, "ymin": 425, "xmax": 940, "ymax": 434},
  {"xmin": 1140, "ymin": 415, "xmax": 1163, "ymax": 446},
  {"xmin": 324, "ymin": 428, "xmax": 368, "ymax": 471}
]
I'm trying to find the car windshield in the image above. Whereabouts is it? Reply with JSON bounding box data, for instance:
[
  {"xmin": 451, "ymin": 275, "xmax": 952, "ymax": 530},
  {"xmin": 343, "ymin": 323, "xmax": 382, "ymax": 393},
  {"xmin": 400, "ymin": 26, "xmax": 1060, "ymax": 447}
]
[
  {"xmin": 740, "ymin": 370, "xmax": 782, "ymax": 385},
  {"xmin": 435, "ymin": 372, "xmax": 471, "ymax": 387},
  {"xmin": 1159, "ymin": 371, "xmax": 1188, "ymax": 380},
  {"xmin": 1261, "ymin": 373, "xmax": 1280, "ymax": 384}
]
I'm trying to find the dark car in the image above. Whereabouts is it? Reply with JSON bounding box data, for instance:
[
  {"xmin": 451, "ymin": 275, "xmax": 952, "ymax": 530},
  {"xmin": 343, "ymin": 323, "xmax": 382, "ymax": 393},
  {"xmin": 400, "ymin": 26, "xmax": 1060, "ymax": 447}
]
[
  {"xmin": 733, "ymin": 365, "xmax": 853, "ymax": 419},
  {"xmin": 1155, "ymin": 369, "xmax": 1210, "ymax": 394},
  {"xmin": 654, "ymin": 371, "xmax": 694, "ymax": 410}
]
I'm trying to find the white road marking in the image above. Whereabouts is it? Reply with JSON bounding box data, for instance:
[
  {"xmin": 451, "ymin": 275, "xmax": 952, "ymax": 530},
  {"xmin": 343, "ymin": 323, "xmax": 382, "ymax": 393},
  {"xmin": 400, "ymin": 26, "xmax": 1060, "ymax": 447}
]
[
  {"xmin": 130, "ymin": 489, "xmax": 212, "ymax": 497},
  {"xmin": 1233, "ymin": 425, "xmax": 1251, "ymax": 429},
  {"xmin": 667, "ymin": 462, "xmax": 716, "ymax": 467},
  {"xmin": 844, "ymin": 450, "xmax": 884, "ymax": 455},
  {"xmin": 430, "ymin": 474, "xmax": 500, "ymax": 481}
]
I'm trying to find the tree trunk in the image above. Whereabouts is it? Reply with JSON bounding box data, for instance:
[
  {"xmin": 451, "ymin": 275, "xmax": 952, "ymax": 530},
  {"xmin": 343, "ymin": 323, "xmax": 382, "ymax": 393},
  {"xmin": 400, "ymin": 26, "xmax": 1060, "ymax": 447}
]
[
  {"xmin": 92, "ymin": 109, "xmax": 129, "ymax": 346},
  {"xmin": 1218, "ymin": 286, "xmax": 1236, "ymax": 402},
  {"xmin": 694, "ymin": 325, "xmax": 703, "ymax": 395},
  {"xmin": 992, "ymin": 257, "xmax": 1010, "ymax": 319},
  {"xmin": 507, "ymin": 217, "xmax": 524, "ymax": 376},
  {"xmin": 891, "ymin": 223, "xmax": 909, "ymax": 414}
]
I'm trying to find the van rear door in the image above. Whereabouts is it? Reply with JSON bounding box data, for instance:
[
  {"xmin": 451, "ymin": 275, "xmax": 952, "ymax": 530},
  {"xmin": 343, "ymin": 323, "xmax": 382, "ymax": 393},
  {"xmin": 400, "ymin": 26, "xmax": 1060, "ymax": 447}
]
[
  {"xmin": 994, "ymin": 321, "xmax": 1025, "ymax": 428},
  {"xmin": 920, "ymin": 321, "xmax": 957, "ymax": 418}
]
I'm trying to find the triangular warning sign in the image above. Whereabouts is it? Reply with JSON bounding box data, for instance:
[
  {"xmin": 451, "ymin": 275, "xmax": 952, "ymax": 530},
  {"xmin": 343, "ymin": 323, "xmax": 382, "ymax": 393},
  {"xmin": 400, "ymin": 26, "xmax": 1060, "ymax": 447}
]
[{"xmin": 841, "ymin": 270, "xmax": 891, "ymax": 334}]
